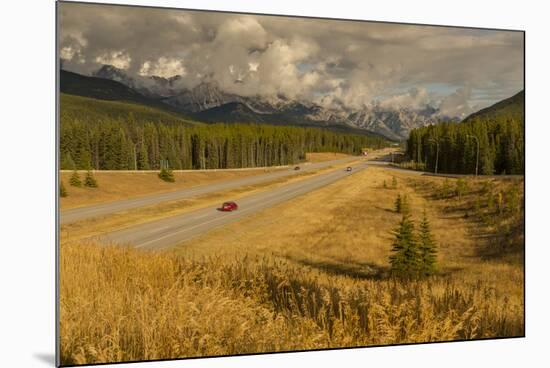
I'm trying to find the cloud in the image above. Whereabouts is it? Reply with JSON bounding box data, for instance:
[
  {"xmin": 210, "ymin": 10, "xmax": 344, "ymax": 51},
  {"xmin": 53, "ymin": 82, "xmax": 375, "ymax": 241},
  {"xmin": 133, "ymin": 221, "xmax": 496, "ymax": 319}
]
[
  {"xmin": 58, "ymin": 2, "xmax": 524, "ymax": 115},
  {"xmin": 379, "ymin": 87, "xmax": 434, "ymax": 110},
  {"xmin": 139, "ymin": 57, "xmax": 186, "ymax": 78},
  {"xmin": 95, "ymin": 50, "xmax": 132, "ymax": 70},
  {"xmin": 438, "ymin": 86, "xmax": 474, "ymax": 118}
]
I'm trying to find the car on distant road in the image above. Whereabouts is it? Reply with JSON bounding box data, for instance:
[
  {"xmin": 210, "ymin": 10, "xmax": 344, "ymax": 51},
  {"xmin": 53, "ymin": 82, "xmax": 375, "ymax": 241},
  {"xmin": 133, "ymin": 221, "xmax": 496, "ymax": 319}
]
[
  {"xmin": 346, "ymin": 166, "xmax": 352, "ymax": 172},
  {"xmin": 220, "ymin": 201, "xmax": 238, "ymax": 211},
  {"xmin": 294, "ymin": 166, "xmax": 300, "ymax": 170}
]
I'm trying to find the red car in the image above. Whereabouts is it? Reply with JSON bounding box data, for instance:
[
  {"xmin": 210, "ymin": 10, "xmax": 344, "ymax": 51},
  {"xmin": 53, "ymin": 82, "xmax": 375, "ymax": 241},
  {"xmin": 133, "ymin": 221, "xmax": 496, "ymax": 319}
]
[{"xmin": 220, "ymin": 201, "xmax": 238, "ymax": 211}]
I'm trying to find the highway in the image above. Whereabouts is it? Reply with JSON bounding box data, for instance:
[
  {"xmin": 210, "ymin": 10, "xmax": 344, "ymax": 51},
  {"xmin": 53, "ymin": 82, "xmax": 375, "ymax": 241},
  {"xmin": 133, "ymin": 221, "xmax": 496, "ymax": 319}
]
[
  {"xmin": 97, "ymin": 161, "xmax": 368, "ymax": 250},
  {"xmin": 60, "ymin": 157, "xmax": 358, "ymax": 224}
]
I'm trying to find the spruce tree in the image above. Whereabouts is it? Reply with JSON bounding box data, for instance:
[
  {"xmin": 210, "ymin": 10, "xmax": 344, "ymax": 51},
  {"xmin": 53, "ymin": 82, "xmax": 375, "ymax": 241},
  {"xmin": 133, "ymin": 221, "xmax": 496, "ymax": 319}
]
[
  {"xmin": 438, "ymin": 179, "xmax": 451, "ymax": 199},
  {"xmin": 418, "ymin": 210, "xmax": 438, "ymax": 275},
  {"xmin": 158, "ymin": 167, "xmax": 175, "ymax": 182},
  {"xmin": 61, "ymin": 152, "xmax": 76, "ymax": 170},
  {"xmin": 69, "ymin": 170, "xmax": 81, "ymax": 187},
  {"xmin": 383, "ymin": 180, "xmax": 387, "ymax": 189},
  {"xmin": 60, "ymin": 181, "xmax": 68, "ymax": 197},
  {"xmin": 392, "ymin": 176, "xmax": 398, "ymax": 189},
  {"xmin": 389, "ymin": 213, "xmax": 419, "ymax": 278},
  {"xmin": 401, "ymin": 194, "xmax": 410, "ymax": 215},
  {"xmin": 395, "ymin": 193, "xmax": 402, "ymax": 213},
  {"xmin": 84, "ymin": 170, "xmax": 98, "ymax": 188}
]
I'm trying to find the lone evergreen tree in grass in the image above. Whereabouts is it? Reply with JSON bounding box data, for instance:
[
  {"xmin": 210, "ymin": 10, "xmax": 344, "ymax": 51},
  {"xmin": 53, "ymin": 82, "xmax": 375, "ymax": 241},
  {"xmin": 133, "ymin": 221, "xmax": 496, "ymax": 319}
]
[
  {"xmin": 437, "ymin": 179, "xmax": 452, "ymax": 199},
  {"xmin": 392, "ymin": 176, "xmax": 398, "ymax": 189},
  {"xmin": 383, "ymin": 180, "xmax": 387, "ymax": 189},
  {"xmin": 389, "ymin": 213, "xmax": 419, "ymax": 278},
  {"xmin": 158, "ymin": 167, "xmax": 175, "ymax": 182},
  {"xmin": 401, "ymin": 194, "xmax": 410, "ymax": 215},
  {"xmin": 418, "ymin": 210, "xmax": 438, "ymax": 275},
  {"xmin": 69, "ymin": 170, "xmax": 81, "ymax": 187},
  {"xmin": 395, "ymin": 193, "xmax": 410, "ymax": 214},
  {"xmin": 395, "ymin": 193, "xmax": 402, "ymax": 213},
  {"xmin": 84, "ymin": 170, "xmax": 98, "ymax": 188},
  {"xmin": 60, "ymin": 181, "xmax": 67, "ymax": 197}
]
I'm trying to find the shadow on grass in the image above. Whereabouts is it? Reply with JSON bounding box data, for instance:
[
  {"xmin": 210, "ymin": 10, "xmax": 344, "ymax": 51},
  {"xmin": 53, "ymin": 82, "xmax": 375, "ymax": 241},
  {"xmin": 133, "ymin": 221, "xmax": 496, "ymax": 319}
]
[
  {"xmin": 284, "ymin": 254, "xmax": 463, "ymax": 281},
  {"xmin": 374, "ymin": 205, "xmax": 399, "ymax": 214}
]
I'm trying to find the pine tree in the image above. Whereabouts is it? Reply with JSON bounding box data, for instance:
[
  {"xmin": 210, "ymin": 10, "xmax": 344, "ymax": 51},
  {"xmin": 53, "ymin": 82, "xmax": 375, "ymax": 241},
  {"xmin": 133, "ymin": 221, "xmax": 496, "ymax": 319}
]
[
  {"xmin": 438, "ymin": 179, "xmax": 451, "ymax": 199},
  {"xmin": 392, "ymin": 176, "xmax": 397, "ymax": 189},
  {"xmin": 158, "ymin": 167, "xmax": 175, "ymax": 182},
  {"xmin": 61, "ymin": 152, "xmax": 76, "ymax": 170},
  {"xmin": 389, "ymin": 213, "xmax": 419, "ymax": 278},
  {"xmin": 383, "ymin": 180, "xmax": 387, "ymax": 189},
  {"xmin": 60, "ymin": 181, "xmax": 68, "ymax": 197},
  {"xmin": 69, "ymin": 170, "xmax": 81, "ymax": 187},
  {"xmin": 395, "ymin": 193, "xmax": 402, "ymax": 213},
  {"xmin": 418, "ymin": 210, "xmax": 438, "ymax": 275},
  {"xmin": 401, "ymin": 194, "xmax": 410, "ymax": 215},
  {"xmin": 84, "ymin": 170, "xmax": 98, "ymax": 188}
]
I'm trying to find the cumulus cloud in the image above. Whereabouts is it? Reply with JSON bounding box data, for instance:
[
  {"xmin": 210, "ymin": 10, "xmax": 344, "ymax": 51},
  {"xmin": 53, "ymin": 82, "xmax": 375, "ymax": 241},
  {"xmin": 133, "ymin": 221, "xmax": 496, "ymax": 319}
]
[
  {"xmin": 139, "ymin": 57, "xmax": 186, "ymax": 78},
  {"xmin": 58, "ymin": 2, "xmax": 524, "ymax": 116},
  {"xmin": 379, "ymin": 87, "xmax": 434, "ymax": 110}
]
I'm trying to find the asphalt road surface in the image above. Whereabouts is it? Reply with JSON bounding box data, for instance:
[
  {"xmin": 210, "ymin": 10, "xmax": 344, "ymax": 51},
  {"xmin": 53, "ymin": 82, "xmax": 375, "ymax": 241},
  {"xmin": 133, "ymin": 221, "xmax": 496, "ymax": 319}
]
[
  {"xmin": 60, "ymin": 157, "xmax": 358, "ymax": 224},
  {"xmin": 97, "ymin": 161, "xmax": 368, "ymax": 250}
]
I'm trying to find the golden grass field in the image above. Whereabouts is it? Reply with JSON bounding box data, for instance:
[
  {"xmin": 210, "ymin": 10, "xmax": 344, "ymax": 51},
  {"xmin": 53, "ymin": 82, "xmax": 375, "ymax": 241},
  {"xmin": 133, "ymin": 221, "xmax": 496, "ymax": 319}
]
[
  {"xmin": 59, "ymin": 163, "xmax": 524, "ymax": 365},
  {"xmin": 304, "ymin": 152, "xmax": 351, "ymax": 162}
]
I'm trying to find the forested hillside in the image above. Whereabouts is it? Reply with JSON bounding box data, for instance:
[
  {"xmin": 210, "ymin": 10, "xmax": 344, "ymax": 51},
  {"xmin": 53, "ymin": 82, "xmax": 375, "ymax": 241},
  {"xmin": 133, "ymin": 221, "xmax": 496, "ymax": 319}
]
[
  {"xmin": 60, "ymin": 70, "xmax": 190, "ymax": 116},
  {"xmin": 60, "ymin": 94, "xmax": 196, "ymax": 126},
  {"xmin": 406, "ymin": 91, "xmax": 524, "ymax": 175},
  {"xmin": 60, "ymin": 94, "xmax": 388, "ymax": 170},
  {"xmin": 462, "ymin": 90, "xmax": 524, "ymax": 123}
]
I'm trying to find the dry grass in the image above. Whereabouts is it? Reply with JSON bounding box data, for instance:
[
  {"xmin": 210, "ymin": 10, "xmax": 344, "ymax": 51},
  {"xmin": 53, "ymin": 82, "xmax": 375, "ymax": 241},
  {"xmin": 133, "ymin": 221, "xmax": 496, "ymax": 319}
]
[
  {"xmin": 305, "ymin": 152, "xmax": 351, "ymax": 162},
  {"xmin": 59, "ymin": 166, "xmax": 524, "ymax": 365}
]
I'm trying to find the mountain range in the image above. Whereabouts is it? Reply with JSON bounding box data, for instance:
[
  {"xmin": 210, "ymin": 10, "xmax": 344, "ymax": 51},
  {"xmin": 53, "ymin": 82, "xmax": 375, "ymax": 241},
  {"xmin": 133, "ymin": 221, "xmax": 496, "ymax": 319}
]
[{"xmin": 63, "ymin": 64, "xmax": 521, "ymax": 140}]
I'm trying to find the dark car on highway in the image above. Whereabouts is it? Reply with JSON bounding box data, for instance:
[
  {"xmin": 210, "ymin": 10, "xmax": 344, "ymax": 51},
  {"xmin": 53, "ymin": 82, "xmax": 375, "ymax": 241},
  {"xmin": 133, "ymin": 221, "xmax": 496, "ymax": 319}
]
[
  {"xmin": 220, "ymin": 201, "xmax": 238, "ymax": 211},
  {"xmin": 346, "ymin": 166, "xmax": 352, "ymax": 172}
]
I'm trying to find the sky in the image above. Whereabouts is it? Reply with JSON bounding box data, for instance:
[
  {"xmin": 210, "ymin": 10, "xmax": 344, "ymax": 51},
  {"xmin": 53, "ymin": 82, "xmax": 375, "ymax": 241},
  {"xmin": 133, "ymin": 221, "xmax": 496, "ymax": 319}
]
[{"xmin": 58, "ymin": 2, "xmax": 524, "ymax": 117}]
